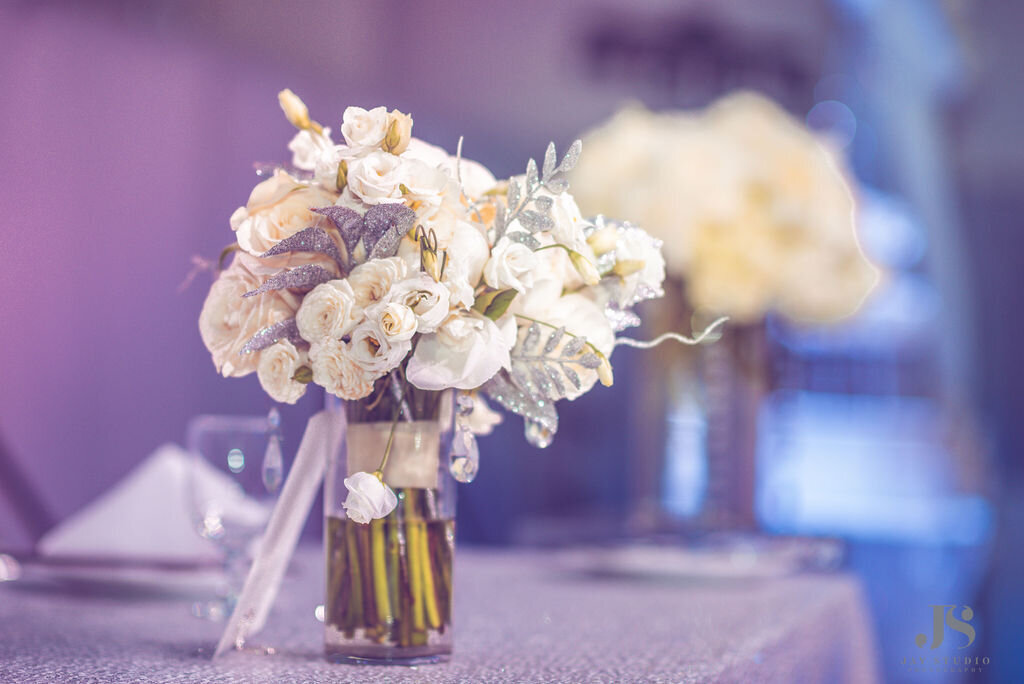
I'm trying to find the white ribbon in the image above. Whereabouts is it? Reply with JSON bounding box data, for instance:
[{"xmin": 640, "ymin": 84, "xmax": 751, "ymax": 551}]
[{"xmin": 214, "ymin": 408, "xmax": 345, "ymax": 658}]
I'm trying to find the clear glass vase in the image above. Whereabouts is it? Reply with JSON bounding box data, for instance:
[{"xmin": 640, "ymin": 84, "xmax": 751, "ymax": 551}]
[{"xmin": 324, "ymin": 384, "xmax": 456, "ymax": 665}]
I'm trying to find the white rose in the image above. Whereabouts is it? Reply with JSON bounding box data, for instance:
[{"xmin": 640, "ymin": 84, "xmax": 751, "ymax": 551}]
[
  {"xmin": 295, "ymin": 279, "xmax": 360, "ymax": 343},
  {"xmin": 343, "ymin": 471, "xmax": 398, "ymax": 524},
  {"xmin": 309, "ymin": 338, "xmax": 376, "ymax": 400},
  {"xmin": 229, "ymin": 170, "xmax": 337, "ymax": 256},
  {"xmin": 484, "ymin": 237, "xmax": 538, "ymax": 293},
  {"xmin": 616, "ymin": 227, "xmax": 666, "ymax": 298},
  {"xmin": 198, "ymin": 252, "xmax": 303, "ymax": 378},
  {"xmin": 367, "ymin": 301, "xmax": 418, "ymax": 342},
  {"xmin": 398, "ymin": 158, "xmax": 450, "ymax": 211},
  {"xmin": 439, "ymin": 157, "xmax": 497, "ymax": 199},
  {"xmin": 257, "ymin": 340, "xmax": 307, "ymax": 404},
  {"xmin": 346, "ymin": 151, "xmax": 406, "ymax": 205},
  {"xmin": 406, "ymin": 311, "xmax": 517, "ymax": 391},
  {"xmin": 313, "ymin": 144, "xmax": 360, "ymax": 191},
  {"xmin": 347, "ymin": 257, "xmax": 409, "ymax": 308},
  {"xmin": 287, "ymin": 127, "xmax": 333, "ymax": 171},
  {"xmin": 442, "ymin": 258, "xmax": 476, "ymax": 311},
  {"xmin": 340, "ymin": 106, "xmax": 389, "ymax": 151},
  {"xmin": 549, "ymin": 190, "xmax": 591, "ymax": 250},
  {"xmin": 400, "ymin": 138, "xmax": 450, "ymax": 167},
  {"xmin": 349, "ymin": 321, "xmax": 411, "ymax": 374},
  {"xmin": 385, "ymin": 273, "xmax": 451, "ymax": 333}
]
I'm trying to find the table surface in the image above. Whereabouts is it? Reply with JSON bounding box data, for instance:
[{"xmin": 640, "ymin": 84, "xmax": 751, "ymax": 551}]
[{"xmin": 0, "ymin": 546, "xmax": 879, "ymax": 683}]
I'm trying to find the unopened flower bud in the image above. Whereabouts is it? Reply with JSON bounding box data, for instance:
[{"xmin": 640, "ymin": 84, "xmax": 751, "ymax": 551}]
[
  {"xmin": 336, "ymin": 160, "xmax": 348, "ymax": 191},
  {"xmin": 569, "ymin": 250, "xmax": 601, "ymax": 286},
  {"xmin": 278, "ymin": 89, "xmax": 311, "ymax": 130},
  {"xmin": 383, "ymin": 110, "xmax": 413, "ymax": 154},
  {"xmin": 596, "ymin": 353, "xmax": 614, "ymax": 387},
  {"xmin": 586, "ymin": 225, "xmax": 618, "ymax": 255},
  {"xmin": 612, "ymin": 259, "xmax": 644, "ymax": 277}
]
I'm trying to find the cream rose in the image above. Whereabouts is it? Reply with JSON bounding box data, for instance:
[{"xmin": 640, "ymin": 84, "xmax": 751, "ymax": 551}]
[
  {"xmin": 406, "ymin": 311, "xmax": 517, "ymax": 390},
  {"xmin": 295, "ymin": 279, "xmax": 360, "ymax": 343},
  {"xmin": 348, "ymin": 322, "xmax": 411, "ymax": 375},
  {"xmin": 229, "ymin": 170, "xmax": 337, "ymax": 256},
  {"xmin": 198, "ymin": 252, "xmax": 302, "ymax": 378},
  {"xmin": 612, "ymin": 226, "xmax": 666, "ymax": 304},
  {"xmin": 385, "ymin": 273, "xmax": 451, "ymax": 333},
  {"xmin": 368, "ymin": 301, "xmax": 418, "ymax": 342},
  {"xmin": 287, "ymin": 127, "xmax": 333, "ymax": 171},
  {"xmin": 340, "ymin": 106, "xmax": 389, "ymax": 151},
  {"xmin": 398, "ymin": 158, "xmax": 450, "ymax": 212},
  {"xmin": 313, "ymin": 144, "xmax": 360, "ymax": 191},
  {"xmin": 484, "ymin": 237, "xmax": 538, "ymax": 293},
  {"xmin": 257, "ymin": 340, "xmax": 308, "ymax": 404},
  {"xmin": 347, "ymin": 257, "xmax": 409, "ymax": 308},
  {"xmin": 346, "ymin": 151, "xmax": 405, "ymax": 205},
  {"xmin": 309, "ymin": 338, "xmax": 376, "ymax": 400},
  {"xmin": 343, "ymin": 471, "xmax": 398, "ymax": 524}
]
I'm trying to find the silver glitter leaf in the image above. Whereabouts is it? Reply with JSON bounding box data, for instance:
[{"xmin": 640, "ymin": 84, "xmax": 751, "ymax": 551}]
[
  {"xmin": 494, "ymin": 204, "xmax": 507, "ymax": 241},
  {"xmin": 544, "ymin": 363, "xmax": 566, "ymax": 397},
  {"xmin": 544, "ymin": 177, "xmax": 568, "ymax": 194},
  {"xmin": 482, "ymin": 370, "xmax": 558, "ymax": 434},
  {"xmin": 240, "ymin": 318, "xmax": 302, "ymax": 354},
  {"xmin": 523, "ymin": 323, "xmax": 541, "ymax": 354},
  {"xmin": 563, "ymin": 366, "xmax": 581, "ymax": 390},
  {"xmin": 242, "ymin": 264, "xmax": 334, "ymax": 297},
  {"xmin": 365, "ymin": 204, "xmax": 416, "ymax": 260},
  {"xmin": 506, "ymin": 231, "xmax": 541, "ymax": 250},
  {"xmin": 525, "ymin": 158, "xmax": 539, "ymax": 191},
  {"xmin": 561, "ymin": 336, "xmax": 587, "ymax": 357},
  {"xmin": 578, "ymin": 353, "xmax": 601, "ymax": 369},
  {"xmin": 507, "ymin": 177, "xmax": 521, "ymax": 214},
  {"xmin": 533, "ymin": 195, "xmax": 553, "ymax": 214},
  {"xmin": 519, "ymin": 210, "xmax": 553, "ymax": 233},
  {"xmin": 530, "ymin": 366, "xmax": 552, "ymax": 399},
  {"xmin": 544, "ymin": 326, "xmax": 566, "ymax": 354},
  {"xmin": 312, "ymin": 206, "xmax": 363, "ymax": 256},
  {"xmin": 542, "ymin": 142, "xmax": 557, "ymax": 181},
  {"xmin": 261, "ymin": 227, "xmax": 344, "ymax": 272},
  {"xmin": 558, "ymin": 140, "xmax": 582, "ymax": 174}
]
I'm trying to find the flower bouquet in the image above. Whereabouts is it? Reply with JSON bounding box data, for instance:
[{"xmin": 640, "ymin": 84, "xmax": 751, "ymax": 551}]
[
  {"xmin": 569, "ymin": 92, "xmax": 880, "ymax": 528},
  {"xmin": 199, "ymin": 91, "xmax": 712, "ymax": 662}
]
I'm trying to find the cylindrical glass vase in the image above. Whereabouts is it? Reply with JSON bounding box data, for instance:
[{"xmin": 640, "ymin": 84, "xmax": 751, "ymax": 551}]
[{"xmin": 324, "ymin": 386, "xmax": 456, "ymax": 665}]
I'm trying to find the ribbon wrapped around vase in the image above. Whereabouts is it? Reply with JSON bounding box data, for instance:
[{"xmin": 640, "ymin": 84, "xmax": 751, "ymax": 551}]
[{"xmin": 214, "ymin": 408, "xmax": 346, "ymax": 658}]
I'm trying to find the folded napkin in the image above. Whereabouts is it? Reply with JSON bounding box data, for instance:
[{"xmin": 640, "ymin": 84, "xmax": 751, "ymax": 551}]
[{"xmin": 37, "ymin": 443, "xmax": 267, "ymax": 565}]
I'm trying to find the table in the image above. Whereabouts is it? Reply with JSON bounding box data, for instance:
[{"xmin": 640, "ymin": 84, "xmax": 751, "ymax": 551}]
[{"xmin": 0, "ymin": 547, "xmax": 878, "ymax": 683}]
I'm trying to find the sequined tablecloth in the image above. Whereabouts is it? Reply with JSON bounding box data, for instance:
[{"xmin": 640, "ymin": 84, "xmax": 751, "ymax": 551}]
[{"xmin": 0, "ymin": 547, "xmax": 878, "ymax": 683}]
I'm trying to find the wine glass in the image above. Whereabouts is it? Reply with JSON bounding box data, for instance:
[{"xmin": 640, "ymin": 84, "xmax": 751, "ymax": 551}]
[{"xmin": 186, "ymin": 410, "xmax": 284, "ymax": 619}]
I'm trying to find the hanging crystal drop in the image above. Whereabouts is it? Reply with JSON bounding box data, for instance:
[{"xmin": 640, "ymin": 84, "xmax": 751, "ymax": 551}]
[
  {"xmin": 267, "ymin": 407, "xmax": 281, "ymax": 430},
  {"xmin": 262, "ymin": 434, "xmax": 283, "ymax": 493},
  {"xmin": 455, "ymin": 392, "xmax": 475, "ymax": 417},
  {"xmin": 448, "ymin": 427, "xmax": 479, "ymax": 483},
  {"xmin": 524, "ymin": 420, "xmax": 553, "ymax": 448}
]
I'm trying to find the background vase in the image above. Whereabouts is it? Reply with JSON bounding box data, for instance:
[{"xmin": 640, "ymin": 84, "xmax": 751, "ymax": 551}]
[
  {"xmin": 324, "ymin": 385, "xmax": 456, "ymax": 665},
  {"xmin": 629, "ymin": 281, "xmax": 769, "ymax": 534}
]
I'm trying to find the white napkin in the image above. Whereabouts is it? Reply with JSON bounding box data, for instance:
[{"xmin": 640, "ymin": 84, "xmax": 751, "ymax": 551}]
[{"xmin": 37, "ymin": 443, "xmax": 266, "ymax": 564}]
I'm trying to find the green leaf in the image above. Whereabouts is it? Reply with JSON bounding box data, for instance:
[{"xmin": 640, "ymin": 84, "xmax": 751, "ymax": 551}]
[
  {"xmin": 473, "ymin": 288, "xmax": 517, "ymax": 320},
  {"xmin": 292, "ymin": 365, "xmax": 313, "ymax": 384}
]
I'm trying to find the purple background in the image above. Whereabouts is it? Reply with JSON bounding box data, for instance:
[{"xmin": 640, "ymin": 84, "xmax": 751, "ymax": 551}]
[{"xmin": 2, "ymin": 1, "xmax": 1024, "ymax": 677}]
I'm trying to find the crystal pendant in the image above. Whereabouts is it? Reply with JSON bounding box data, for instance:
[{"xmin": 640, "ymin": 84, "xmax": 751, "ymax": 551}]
[
  {"xmin": 262, "ymin": 435, "xmax": 283, "ymax": 493},
  {"xmin": 448, "ymin": 428, "xmax": 479, "ymax": 483},
  {"xmin": 524, "ymin": 420, "xmax": 553, "ymax": 448}
]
